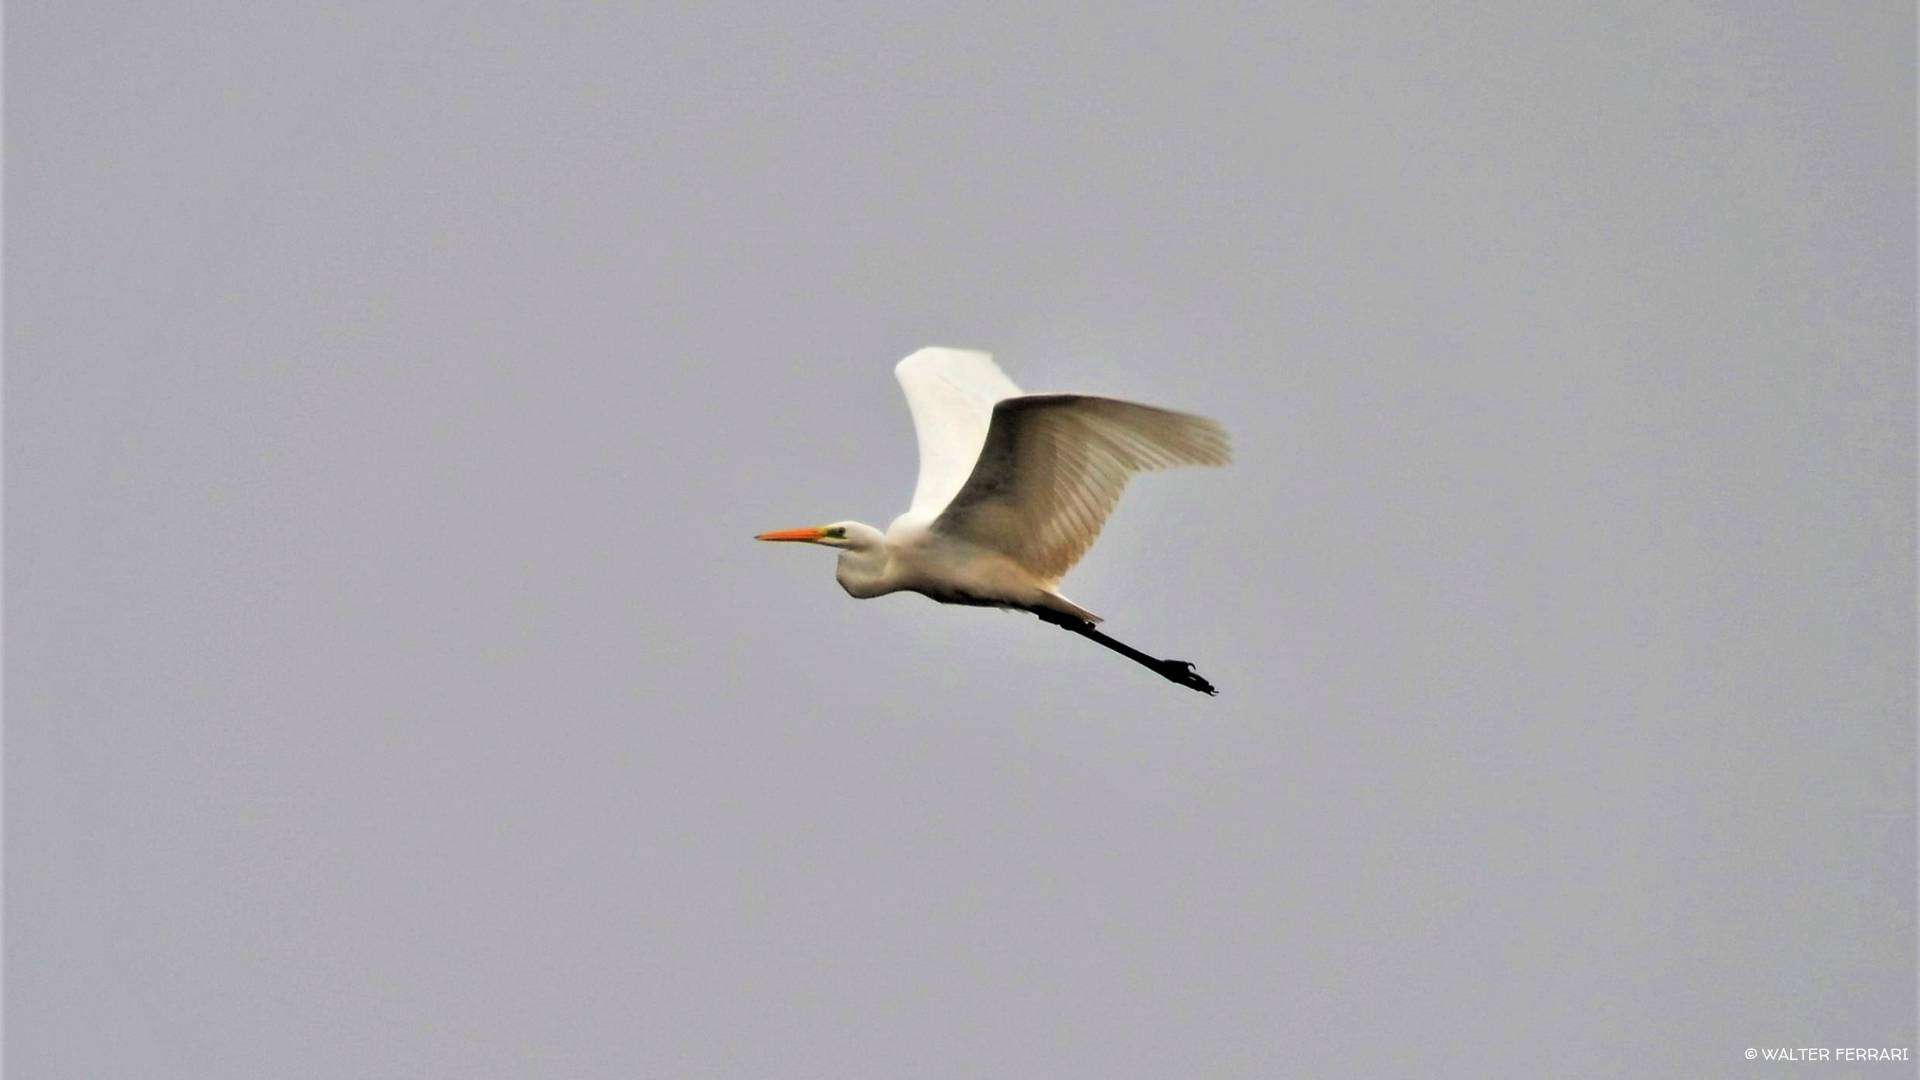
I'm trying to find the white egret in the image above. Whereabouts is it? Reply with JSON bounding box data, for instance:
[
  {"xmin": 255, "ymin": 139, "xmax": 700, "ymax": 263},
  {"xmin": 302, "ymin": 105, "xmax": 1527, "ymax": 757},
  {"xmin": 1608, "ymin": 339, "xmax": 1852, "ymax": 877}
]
[{"xmin": 758, "ymin": 347, "xmax": 1230, "ymax": 694}]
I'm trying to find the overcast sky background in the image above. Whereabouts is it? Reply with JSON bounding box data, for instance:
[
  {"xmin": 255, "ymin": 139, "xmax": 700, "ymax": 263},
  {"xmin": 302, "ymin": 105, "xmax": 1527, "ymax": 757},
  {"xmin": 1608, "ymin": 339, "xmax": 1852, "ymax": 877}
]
[{"xmin": 8, "ymin": 3, "xmax": 1915, "ymax": 1077}]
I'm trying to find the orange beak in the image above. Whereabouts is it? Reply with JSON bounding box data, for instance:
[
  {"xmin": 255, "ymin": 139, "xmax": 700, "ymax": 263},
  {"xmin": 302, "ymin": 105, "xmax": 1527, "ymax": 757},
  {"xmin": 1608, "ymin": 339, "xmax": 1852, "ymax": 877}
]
[{"xmin": 755, "ymin": 526, "xmax": 829, "ymax": 543}]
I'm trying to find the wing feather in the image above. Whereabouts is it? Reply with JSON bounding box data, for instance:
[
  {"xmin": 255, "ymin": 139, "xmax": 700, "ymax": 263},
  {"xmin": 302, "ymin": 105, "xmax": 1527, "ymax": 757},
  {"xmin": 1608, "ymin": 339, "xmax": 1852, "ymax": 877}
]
[
  {"xmin": 894, "ymin": 347, "xmax": 1023, "ymax": 518},
  {"xmin": 931, "ymin": 394, "xmax": 1230, "ymax": 581}
]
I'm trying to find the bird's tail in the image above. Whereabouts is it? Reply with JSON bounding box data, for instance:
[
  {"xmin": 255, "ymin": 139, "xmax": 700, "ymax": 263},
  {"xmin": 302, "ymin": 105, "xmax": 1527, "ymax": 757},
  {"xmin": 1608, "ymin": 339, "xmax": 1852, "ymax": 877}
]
[{"xmin": 1039, "ymin": 591, "xmax": 1103, "ymax": 625}]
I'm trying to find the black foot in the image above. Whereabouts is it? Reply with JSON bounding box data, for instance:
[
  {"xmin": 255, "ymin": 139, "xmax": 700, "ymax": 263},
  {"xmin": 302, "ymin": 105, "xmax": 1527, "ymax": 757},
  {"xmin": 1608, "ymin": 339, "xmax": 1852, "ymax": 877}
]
[
  {"xmin": 1155, "ymin": 659, "xmax": 1218, "ymax": 696},
  {"xmin": 1034, "ymin": 608, "xmax": 1218, "ymax": 695}
]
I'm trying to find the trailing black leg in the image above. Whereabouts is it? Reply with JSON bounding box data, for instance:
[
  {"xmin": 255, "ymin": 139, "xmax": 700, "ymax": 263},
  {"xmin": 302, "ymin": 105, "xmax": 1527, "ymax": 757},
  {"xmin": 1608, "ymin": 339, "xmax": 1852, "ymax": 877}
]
[{"xmin": 1033, "ymin": 609, "xmax": 1219, "ymax": 696}]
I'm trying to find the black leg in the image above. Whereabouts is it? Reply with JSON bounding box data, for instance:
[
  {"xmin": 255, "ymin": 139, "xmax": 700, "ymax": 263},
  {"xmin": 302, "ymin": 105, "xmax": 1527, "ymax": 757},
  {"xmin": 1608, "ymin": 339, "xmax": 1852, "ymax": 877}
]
[{"xmin": 1033, "ymin": 609, "xmax": 1219, "ymax": 696}]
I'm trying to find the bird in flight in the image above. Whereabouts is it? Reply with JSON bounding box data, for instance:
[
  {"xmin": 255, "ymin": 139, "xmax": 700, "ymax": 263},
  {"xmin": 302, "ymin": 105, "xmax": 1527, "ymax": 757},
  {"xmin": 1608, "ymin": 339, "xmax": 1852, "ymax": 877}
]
[{"xmin": 757, "ymin": 347, "xmax": 1230, "ymax": 694}]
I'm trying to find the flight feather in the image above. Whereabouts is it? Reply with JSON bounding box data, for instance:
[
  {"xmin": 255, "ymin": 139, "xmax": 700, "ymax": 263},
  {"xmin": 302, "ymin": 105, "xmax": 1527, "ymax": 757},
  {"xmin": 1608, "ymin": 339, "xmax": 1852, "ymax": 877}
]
[
  {"xmin": 894, "ymin": 347, "xmax": 1022, "ymax": 518},
  {"xmin": 931, "ymin": 394, "xmax": 1230, "ymax": 581}
]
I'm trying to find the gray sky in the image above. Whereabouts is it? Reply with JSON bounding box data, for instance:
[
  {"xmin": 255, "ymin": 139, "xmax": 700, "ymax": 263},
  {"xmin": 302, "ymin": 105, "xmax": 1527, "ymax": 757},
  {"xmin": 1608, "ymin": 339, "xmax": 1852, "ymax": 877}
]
[{"xmin": 7, "ymin": 3, "xmax": 1914, "ymax": 1077}]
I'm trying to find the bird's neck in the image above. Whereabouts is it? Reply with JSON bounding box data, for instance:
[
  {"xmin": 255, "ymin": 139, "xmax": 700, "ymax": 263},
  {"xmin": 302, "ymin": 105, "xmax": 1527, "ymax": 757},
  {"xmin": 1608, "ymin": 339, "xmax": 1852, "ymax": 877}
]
[{"xmin": 834, "ymin": 543, "xmax": 897, "ymax": 599}]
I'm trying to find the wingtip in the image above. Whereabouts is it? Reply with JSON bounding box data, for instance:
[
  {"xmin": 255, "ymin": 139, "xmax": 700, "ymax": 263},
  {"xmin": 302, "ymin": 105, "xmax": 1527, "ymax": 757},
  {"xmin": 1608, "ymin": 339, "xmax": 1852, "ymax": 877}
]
[
  {"xmin": 1195, "ymin": 417, "xmax": 1233, "ymax": 467},
  {"xmin": 896, "ymin": 345, "xmax": 993, "ymax": 374}
]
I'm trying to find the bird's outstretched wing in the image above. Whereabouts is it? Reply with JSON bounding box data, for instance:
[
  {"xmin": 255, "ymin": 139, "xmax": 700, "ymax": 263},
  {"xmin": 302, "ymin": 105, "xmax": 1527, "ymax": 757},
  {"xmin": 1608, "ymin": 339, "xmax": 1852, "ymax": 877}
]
[
  {"xmin": 895, "ymin": 347, "xmax": 1023, "ymax": 518},
  {"xmin": 931, "ymin": 394, "xmax": 1230, "ymax": 582}
]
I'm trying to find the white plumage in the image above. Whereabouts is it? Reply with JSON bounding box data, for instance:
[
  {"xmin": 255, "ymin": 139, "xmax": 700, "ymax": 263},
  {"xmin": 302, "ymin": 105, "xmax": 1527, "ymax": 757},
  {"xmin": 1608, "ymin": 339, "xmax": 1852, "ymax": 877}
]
[
  {"xmin": 891, "ymin": 348, "xmax": 1227, "ymax": 583},
  {"xmin": 757, "ymin": 346, "xmax": 1230, "ymax": 692},
  {"xmin": 893, "ymin": 347, "xmax": 1024, "ymax": 519}
]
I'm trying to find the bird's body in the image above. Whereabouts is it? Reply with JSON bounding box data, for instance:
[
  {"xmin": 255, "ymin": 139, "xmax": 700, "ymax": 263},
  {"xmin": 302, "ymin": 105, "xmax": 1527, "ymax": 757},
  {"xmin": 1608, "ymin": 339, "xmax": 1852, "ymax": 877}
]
[
  {"xmin": 758, "ymin": 347, "xmax": 1229, "ymax": 693},
  {"xmin": 835, "ymin": 518, "xmax": 1099, "ymax": 622}
]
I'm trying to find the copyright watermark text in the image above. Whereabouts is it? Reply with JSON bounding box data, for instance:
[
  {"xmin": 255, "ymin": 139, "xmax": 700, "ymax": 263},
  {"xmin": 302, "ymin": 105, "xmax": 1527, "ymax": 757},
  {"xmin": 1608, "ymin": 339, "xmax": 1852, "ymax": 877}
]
[{"xmin": 1744, "ymin": 1047, "xmax": 1910, "ymax": 1063}]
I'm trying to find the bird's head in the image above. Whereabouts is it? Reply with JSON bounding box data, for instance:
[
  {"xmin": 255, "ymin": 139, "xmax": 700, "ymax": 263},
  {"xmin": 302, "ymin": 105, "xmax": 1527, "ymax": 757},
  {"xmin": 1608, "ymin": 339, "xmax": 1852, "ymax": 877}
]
[
  {"xmin": 757, "ymin": 521, "xmax": 891, "ymax": 599},
  {"xmin": 754, "ymin": 521, "xmax": 884, "ymax": 551}
]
